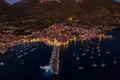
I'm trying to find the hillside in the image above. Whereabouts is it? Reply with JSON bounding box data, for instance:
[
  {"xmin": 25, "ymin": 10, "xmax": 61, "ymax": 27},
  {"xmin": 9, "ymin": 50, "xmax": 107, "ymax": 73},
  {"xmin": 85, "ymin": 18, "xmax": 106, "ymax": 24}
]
[{"xmin": 1, "ymin": 0, "xmax": 120, "ymax": 29}]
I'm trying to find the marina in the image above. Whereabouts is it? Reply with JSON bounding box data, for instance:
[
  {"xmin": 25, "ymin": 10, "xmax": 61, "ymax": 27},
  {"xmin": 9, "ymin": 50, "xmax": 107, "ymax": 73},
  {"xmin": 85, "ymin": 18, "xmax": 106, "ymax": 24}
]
[{"xmin": 0, "ymin": 34, "xmax": 120, "ymax": 80}]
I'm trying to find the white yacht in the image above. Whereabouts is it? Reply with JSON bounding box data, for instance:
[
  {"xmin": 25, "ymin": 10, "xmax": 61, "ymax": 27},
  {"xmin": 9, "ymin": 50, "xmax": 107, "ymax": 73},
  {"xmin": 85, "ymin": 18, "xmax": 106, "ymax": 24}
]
[
  {"xmin": 91, "ymin": 64, "xmax": 97, "ymax": 67},
  {"xmin": 82, "ymin": 53, "xmax": 86, "ymax": 56},
  {"xmin": 106, "ymin": 51, "xmax": 111, "ymax": 54},
  {"xmin": 0, "ymin": 62, "xmax": 4, "ymax": 66},
  {"xmin": 101, "ymin": 58, "xmax": 106, "ymax": 67},
  {"xmin": 78, "ymin": 66, "xmax": 84, "ymax": 70}
]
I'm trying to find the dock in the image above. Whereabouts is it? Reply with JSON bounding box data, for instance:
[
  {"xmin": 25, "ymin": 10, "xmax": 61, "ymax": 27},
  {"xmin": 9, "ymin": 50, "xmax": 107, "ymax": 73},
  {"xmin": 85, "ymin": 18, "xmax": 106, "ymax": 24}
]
[
  {"xmin": 49, "ymin": 46, "xmax": 60, "ymax": 75},
  {"xmin": 40, "ymin": 46, "xmax": 60, "ymax": 75}
]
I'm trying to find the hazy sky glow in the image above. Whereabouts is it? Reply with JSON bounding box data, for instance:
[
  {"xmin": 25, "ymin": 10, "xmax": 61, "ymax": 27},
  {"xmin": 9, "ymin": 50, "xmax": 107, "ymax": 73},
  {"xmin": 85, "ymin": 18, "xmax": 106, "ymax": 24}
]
[
  {"xmin": 116, "ymin": 0, "xmax": 120, "ymax": 2},
  {"xmin": 5, "ymin": 0, "xmax": 21, "ymax": 4},
  {"xmin": 4, "ymin": 0, "xmax": 120, "ymax": 4}
]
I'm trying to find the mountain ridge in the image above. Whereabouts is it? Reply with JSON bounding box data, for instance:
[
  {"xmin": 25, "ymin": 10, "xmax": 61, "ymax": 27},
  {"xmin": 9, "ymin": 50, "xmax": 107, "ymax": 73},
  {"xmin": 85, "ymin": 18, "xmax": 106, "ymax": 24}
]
[{"xmin": 1, "ymin": 0, "xmax": 120, "ymax": 28}]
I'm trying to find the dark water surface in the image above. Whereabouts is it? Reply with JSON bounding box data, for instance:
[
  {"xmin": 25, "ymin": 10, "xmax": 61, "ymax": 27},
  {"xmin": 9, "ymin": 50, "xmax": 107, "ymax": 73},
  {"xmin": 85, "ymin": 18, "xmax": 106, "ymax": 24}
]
[{"xmin": 0, "ymin": 28, "xmax": 120, "ymax": 80}]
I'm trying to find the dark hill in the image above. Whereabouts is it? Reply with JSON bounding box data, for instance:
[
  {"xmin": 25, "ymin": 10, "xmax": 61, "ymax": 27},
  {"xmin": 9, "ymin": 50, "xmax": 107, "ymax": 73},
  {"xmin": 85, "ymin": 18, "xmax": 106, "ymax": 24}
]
[{"xmin": 1, "ymin": 0, "xmax": 120, "ymax": 28}]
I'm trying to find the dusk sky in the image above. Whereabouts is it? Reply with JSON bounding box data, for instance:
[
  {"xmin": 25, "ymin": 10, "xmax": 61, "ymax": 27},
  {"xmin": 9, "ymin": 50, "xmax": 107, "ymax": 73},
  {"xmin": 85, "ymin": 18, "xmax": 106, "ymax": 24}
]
[
  {"xmin": 5, "ymin": 0, "xmax": 21, "ymax": 4},
  {"xmin": 5, "ymin": 0, "xmax": 120, "ymax": 4}
]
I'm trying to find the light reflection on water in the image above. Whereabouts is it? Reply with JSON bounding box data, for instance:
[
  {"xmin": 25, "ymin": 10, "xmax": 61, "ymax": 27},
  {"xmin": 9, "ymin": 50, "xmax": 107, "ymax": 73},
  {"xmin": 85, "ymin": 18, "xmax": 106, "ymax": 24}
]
[{"xmin": 43, "ymin": 70, "xmax": 52, "ymax": 78}]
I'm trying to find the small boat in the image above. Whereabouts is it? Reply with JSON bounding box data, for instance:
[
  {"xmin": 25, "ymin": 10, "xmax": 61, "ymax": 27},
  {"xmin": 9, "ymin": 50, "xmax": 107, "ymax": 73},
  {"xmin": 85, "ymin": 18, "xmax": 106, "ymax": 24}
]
[
  {"xmin": 0, "ymin": 62, "xmax": 4, "ymax": 66},
  {"xmin": 21, "ymin": 62, "xmax": 24, "ymax": 64},
  {"xmin": 76, "ymin": 57, "xmax": 80, "ymax": 60},
  {"xmin": 97, "ymin": 49, "xmax": 101, "ymax": 52},
  {"xmin": 91, "ymin": 64, "xmax": 97, "ymax": 67},
  {"xmin": 87, "ymin": 49, "xmax": 89, "ymax": 52},
  {"xmin": 101, "ymin": 58, "xmax": 106, "ymax": 67},
  {"xmin": 73, "ymin": 52, "xmax": 76, "ymax": 56},
  {"xmin": 23, "ymin": 52, "xmax": 28, "ymax": 55},
  {"xmin": 82, "ymin": 53, "xmax": 86, "ymax": 56},
  {"xmin": 113, "ymin": 56, "xmax": 117, "ymax": 64},
  {"xmin": 17, "ymin": 55, "xmax": 23, "ymax": 59},
  {"xmin": 98, "ymin": 54, "xmax": 101, "ymax": 56},
  {"xmin": 90, "ymin": 56, "xmax": 94, "ymax": 59},
  {"xmin": 78, "ymin": 66, "xmax": 84, "ymax": 70},
  {"xmin": 91, "ymin": 60, "xmax": 97, "ymax": 67},
  {"xmin": 40, "ymin": 66, "xmax": 52, "ymax": 72},
  {"xmin": 101, "ymin": 64, "xmax": 106, "ymax": 67},
  {"xmin": 97, "ymin": 46, "xmax": 100, "ymax": 50},
  {"xmin": 106, "ymin": 51, "xmax": 110, "ymax": 54},
  {"xmin": 113, "ymin": 61, "xmax": 117, "ymax": 64},
  {"xmin": 91, "ymin": 51, "xmax": 94, "ymax": 54}
]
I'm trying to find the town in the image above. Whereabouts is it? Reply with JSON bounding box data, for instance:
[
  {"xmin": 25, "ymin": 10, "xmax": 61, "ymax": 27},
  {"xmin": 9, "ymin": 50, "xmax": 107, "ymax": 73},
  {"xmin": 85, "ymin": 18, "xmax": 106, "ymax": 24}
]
[{"xmin": 0, "ymin": 23, "xmax": 112, "ymax": 54}]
